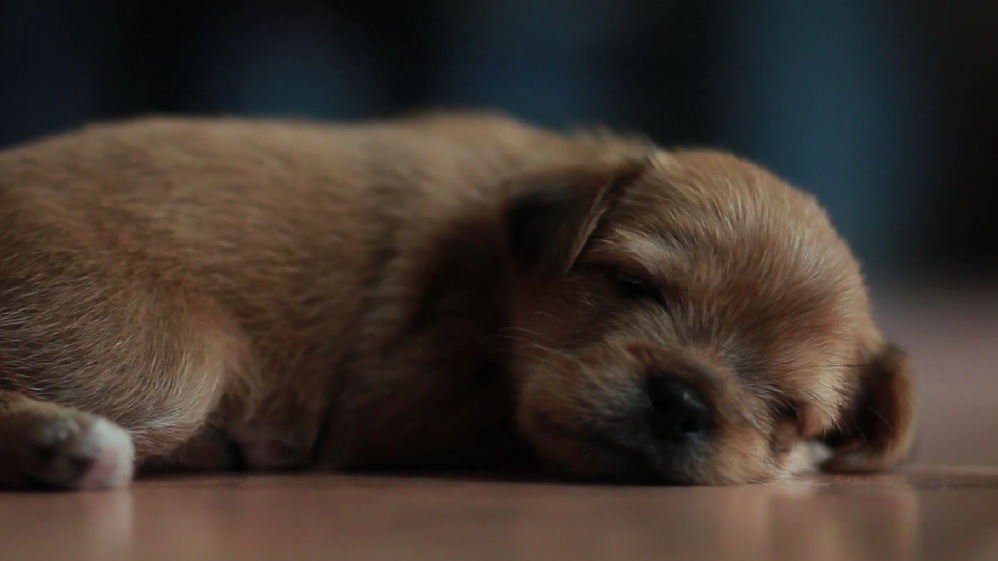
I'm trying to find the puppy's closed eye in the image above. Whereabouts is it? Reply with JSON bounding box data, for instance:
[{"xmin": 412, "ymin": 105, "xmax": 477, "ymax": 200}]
[{"xmin": 613, "ymin": 272, "xmax": 665, "ymax": 304}]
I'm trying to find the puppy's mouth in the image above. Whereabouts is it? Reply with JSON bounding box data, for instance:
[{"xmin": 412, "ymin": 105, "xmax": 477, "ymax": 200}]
[{"xmin": 528, "ymin": 413, "xmax": 684, "ymax": 485}]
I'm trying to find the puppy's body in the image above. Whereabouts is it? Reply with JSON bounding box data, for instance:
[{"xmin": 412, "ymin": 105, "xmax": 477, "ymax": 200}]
[{"xmin": 0, "ymin": 113, "xmax": 913, "ymax": 489}]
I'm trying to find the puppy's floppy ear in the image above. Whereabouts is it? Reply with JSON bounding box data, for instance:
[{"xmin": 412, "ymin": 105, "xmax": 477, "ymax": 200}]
[
  {"xmin": 821, "ymin": 342, "xmax": 915, "ymax": 473},
  {"xmin": 502, "ymin": 156, "xmax": 649, "ymax": 279}
]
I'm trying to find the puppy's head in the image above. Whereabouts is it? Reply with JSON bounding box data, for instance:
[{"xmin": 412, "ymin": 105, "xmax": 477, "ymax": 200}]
[{"xmin": 501, "ymin": 149, "xmax": 914, "ymax": 484}]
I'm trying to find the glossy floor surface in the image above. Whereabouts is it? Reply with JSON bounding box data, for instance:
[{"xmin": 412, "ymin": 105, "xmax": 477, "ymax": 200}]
[{"xmin": 4, "ymin": 286, "xmax": 998, "ymax": 561}]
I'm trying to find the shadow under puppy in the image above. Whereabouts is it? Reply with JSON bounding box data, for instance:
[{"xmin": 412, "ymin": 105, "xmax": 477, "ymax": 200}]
[{"xmin": 0, "ymin": 112, "xmax": 914, "ymax": 490}]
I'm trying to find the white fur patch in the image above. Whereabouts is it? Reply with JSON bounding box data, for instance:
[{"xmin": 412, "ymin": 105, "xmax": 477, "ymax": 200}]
[
  {"xmin": 74, "ymin": 418, "xmax": 135, "ymax": 490},
  {"xmin": 784, "ymin": 441, "xmax": 833, "ymax": 476}
]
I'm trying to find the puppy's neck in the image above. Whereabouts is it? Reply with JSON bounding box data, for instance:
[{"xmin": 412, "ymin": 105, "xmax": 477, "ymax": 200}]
[{"xmin": 314, "ymin": 197, "xmax": 532, "ymax": 471}]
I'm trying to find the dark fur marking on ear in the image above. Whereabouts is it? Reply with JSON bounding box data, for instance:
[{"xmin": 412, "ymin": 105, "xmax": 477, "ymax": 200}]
[
  {"xmin": 821, "ymin": 342, "xmax": 915, "ymax": 473},
  {"xmin": 503, "ymin": 158, "xmax": 649, "ymax": 279},
  {"xmin": 506, "ymin": 186, "xmax": 581, "ymax": 273}
]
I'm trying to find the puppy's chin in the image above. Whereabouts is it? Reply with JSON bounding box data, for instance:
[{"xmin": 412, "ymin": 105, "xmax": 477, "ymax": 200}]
[
  {"xmin": 519, "ymin": 402, "xmax": 825, "ymax": 486},
  {"xmin": 520, "ymin": 411, "xmax": 670, "ymax": 485},
  {"xmin": 524, "ymin": 427, "xmax": 821, "ymax": 486},
  {"xmin": 518, "ymin": 409, "xmax": 748, "ymax": 486}
]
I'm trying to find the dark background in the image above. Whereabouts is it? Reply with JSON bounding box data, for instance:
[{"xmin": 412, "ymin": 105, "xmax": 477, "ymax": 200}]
[{"xmin": 1, "ymin": 0, "xmax": 995, "ymax": 282}]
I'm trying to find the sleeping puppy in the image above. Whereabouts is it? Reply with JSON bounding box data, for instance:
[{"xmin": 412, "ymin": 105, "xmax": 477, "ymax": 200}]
[{"xmin": 0, "ymin": 112, "xmax": 914, "ymax": 490}]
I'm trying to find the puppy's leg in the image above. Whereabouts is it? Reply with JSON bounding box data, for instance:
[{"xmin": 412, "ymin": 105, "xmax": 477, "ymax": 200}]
[
  {"xmin": 0, "ymin": 390, "xmax": 134, "ymax": 490},
  {"xmin": 139, "ymin": 424, "xmax": 240, "ymax": 474},
  {"xmin": 0, "ymin": 283, "xmax": 254, "ymax": 490}
]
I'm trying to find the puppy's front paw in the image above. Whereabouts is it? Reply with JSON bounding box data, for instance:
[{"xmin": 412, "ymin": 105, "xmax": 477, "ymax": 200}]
[{"xmin": 0, "ymin": 406, "xmax": 135, "ymax": 490}]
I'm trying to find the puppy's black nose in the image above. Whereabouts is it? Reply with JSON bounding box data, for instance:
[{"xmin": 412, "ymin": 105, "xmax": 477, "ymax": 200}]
[{"xmin": 645, "ymin": 375, "xmax": 713, "ymax": 444}]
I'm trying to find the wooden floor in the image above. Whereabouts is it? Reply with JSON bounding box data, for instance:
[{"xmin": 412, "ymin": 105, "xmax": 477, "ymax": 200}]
[{"xmin": 4, "ymin": 285, "xmax": 998, "ymax": 561}]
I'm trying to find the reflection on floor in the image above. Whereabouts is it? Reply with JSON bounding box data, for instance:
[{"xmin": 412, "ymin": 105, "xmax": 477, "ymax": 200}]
[{"xmin": 3, "ymin": 286, "xmax": 997, "ymax": 561}]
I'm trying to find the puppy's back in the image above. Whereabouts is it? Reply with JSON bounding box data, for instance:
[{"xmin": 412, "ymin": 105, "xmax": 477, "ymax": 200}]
[{"xmin": 0, "ymin": 112, "xmax": 611, "ymax": 435}]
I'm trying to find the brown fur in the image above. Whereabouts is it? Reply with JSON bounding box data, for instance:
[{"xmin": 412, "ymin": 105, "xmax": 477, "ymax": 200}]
[{"xmin": 0, "ymin": 112, "xmax": 914, "ymax": 489}]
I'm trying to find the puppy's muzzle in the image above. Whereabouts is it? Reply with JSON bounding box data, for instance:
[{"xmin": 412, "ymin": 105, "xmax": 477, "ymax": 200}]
[{"xmin": 584, "ymin": 369, "xmax": 717, "ymax": 484}]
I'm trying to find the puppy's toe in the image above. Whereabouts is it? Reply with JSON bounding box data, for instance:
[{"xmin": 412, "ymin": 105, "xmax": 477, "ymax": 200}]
[{"xmin": 1, "ymin": 408, "xmax": 135, "ymax": 490}]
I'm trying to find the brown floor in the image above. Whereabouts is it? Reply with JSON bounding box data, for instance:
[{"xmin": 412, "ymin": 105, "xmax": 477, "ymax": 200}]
[{"xmin": 3, "ymin": 285, "xmax": 998, "ymax": 561}]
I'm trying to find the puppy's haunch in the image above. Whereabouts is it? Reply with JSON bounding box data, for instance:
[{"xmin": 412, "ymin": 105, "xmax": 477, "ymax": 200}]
[{"xmin": 0, "ymin": 113, "xmax": 914, "ymax": 489}]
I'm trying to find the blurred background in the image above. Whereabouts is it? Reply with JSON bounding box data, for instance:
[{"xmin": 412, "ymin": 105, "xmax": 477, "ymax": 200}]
[
  {"xmin": 1, "ymin": 0, "xmax": 996, "ymax": 281},
  {"xmin": 0, "ymin": 0, "xmax": 997, "ymax": 464}
]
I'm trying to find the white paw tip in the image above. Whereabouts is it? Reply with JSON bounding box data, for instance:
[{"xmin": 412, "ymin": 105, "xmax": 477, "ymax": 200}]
[{"xmin": 74, "ymin": 418, "xmax": 135, "ymax": 490}]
